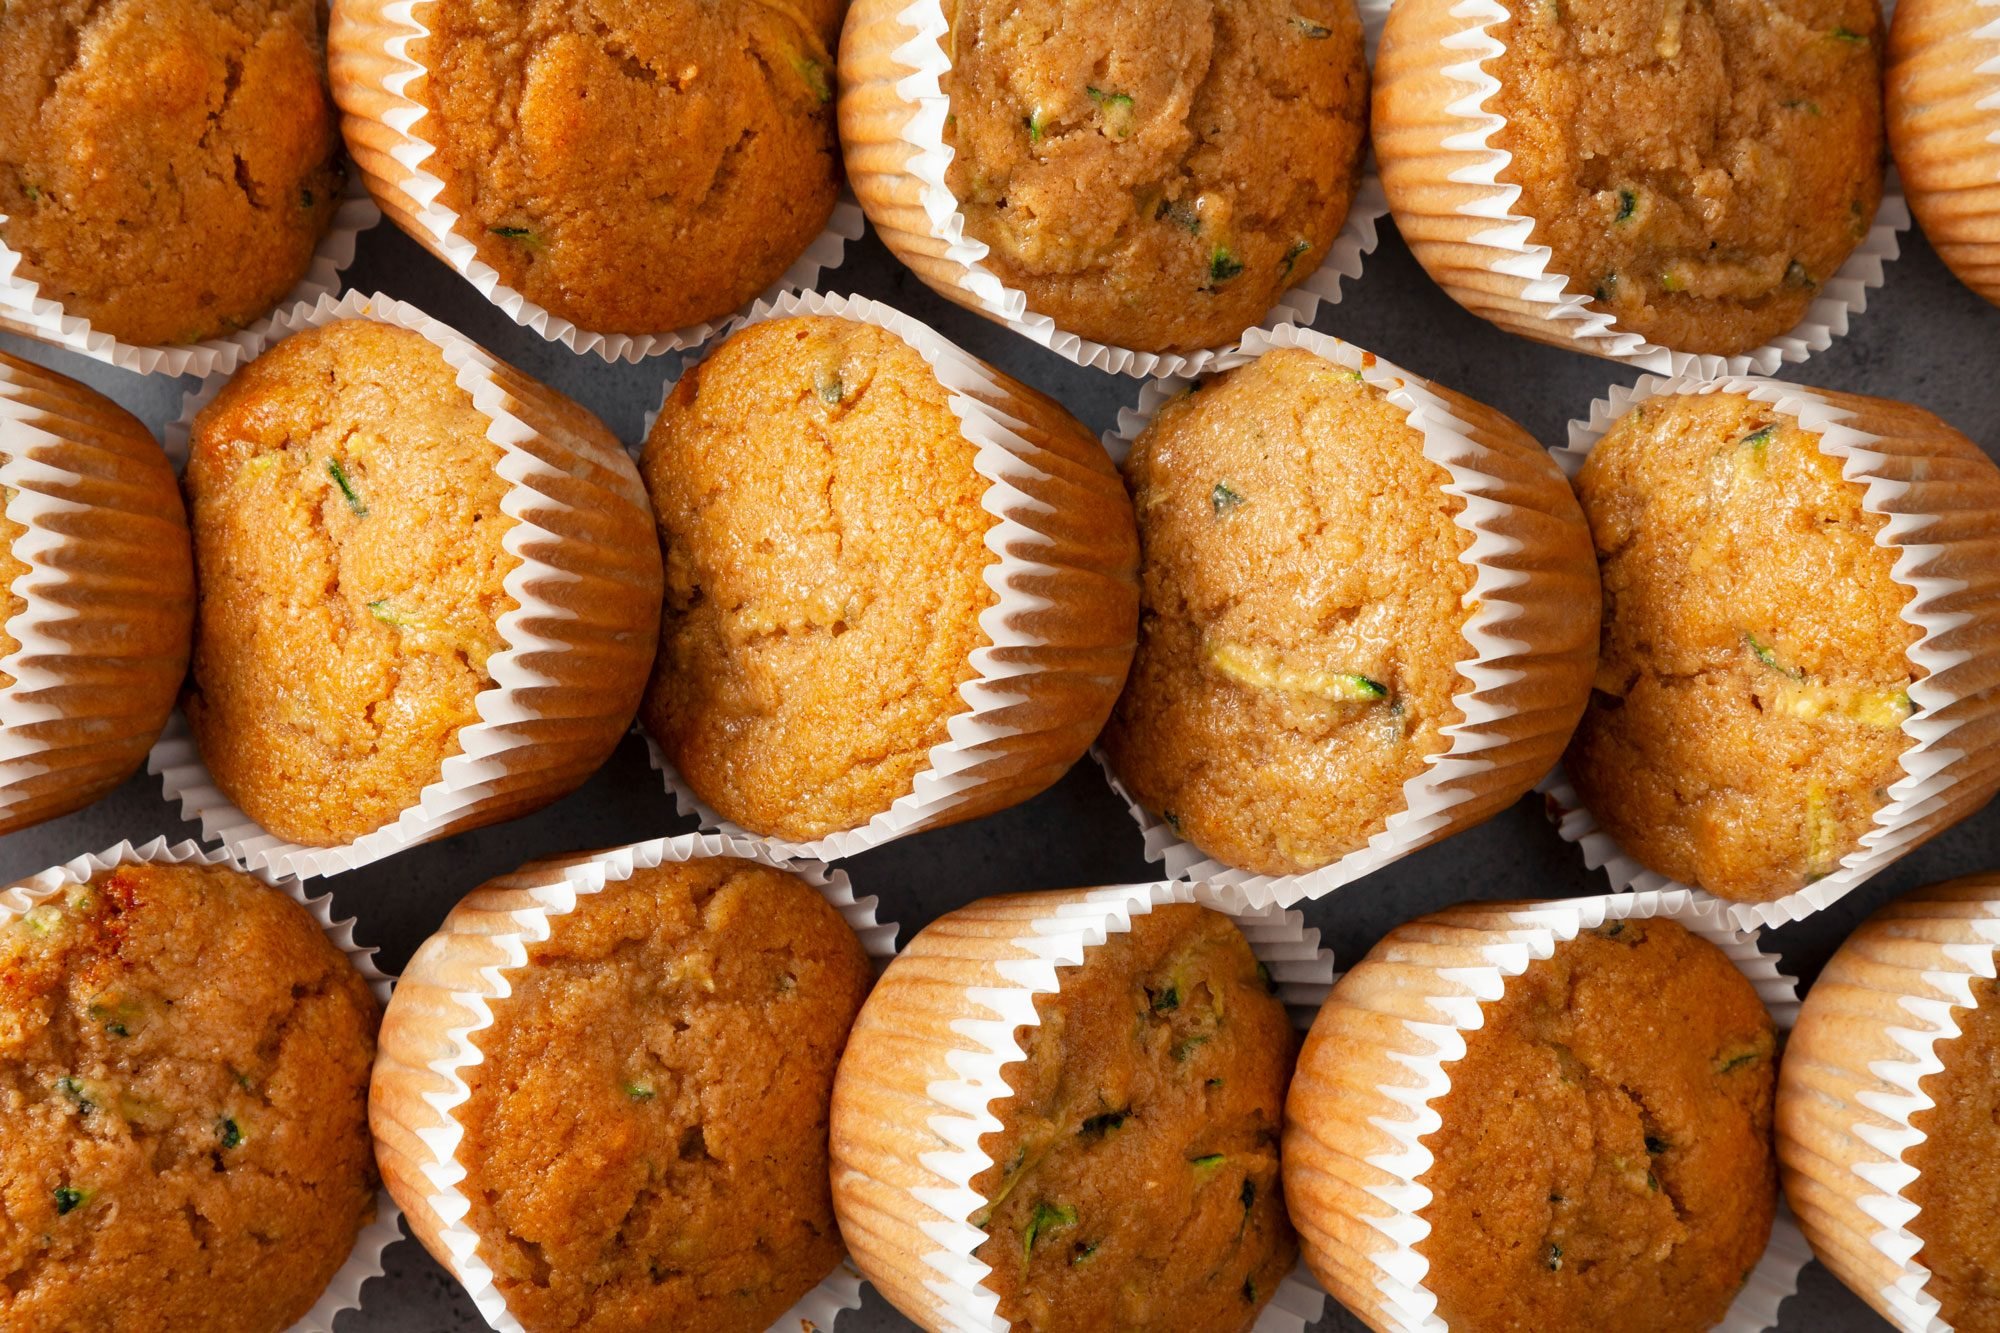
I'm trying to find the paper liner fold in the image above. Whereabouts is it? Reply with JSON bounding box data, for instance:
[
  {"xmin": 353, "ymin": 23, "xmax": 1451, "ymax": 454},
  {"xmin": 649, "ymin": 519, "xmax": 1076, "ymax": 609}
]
[
  {"xmin": 327, "ymin": 0, "xmax": 861, "ymax": 363},
  {"xmin": 1888, "ymin": 0, "xmax": 2000, "ymax": 305},
  {"xmin": 642, "ymin": 288, "xmax": 1139, "ymax": 862},
  {"xmin": 1095, "ymin": 323, "xmax": 1598, "ymax": 909},
  {"xmin": 0, "ymin": 837, "xmax": 401, "ymax": 1332},
  {"xmin": 368, "ymin": 833, "xmax": 895, "ymax": 1333},
  {"xmin": 0, "ymin": 354, "xmax": 192, "ymax": 834},
  {"xmin": 1372, "ymin": 0, "xmax": 1909, "ymax": 376},
  {"xmin": 148, "ymin": 289, "xmax": 662, "ymax": 880},
  {"xmin": 1282, "ymin": 890, "xmax": 1806, "ymax": 1333},
  {"xmin": 835, "ymin": 0, "xmax": 1392, "ymax": 378},
  {"xmin": 1545, "ymin": 374, "xmax": 2000, "ymax": 931},
  {"xmin": 829, "ymin": 882, "xmax": 1338, "ymax": 1333},
  {"xmin": 1777, "ymin": 875, "xmax": 2000, "ymax": 1333}
]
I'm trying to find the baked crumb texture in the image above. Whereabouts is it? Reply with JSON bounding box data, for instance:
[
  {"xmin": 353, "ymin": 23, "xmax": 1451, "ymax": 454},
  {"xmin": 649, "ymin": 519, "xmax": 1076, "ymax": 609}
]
[{"xmin": 1907, "ymin": 974, "xmax": 2000, "ymax": 1331}]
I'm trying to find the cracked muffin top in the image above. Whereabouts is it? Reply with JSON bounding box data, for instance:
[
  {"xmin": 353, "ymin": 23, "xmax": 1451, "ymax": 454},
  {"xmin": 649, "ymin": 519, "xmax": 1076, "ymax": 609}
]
[
  {"xmin": 449, "ymin": 857, "xmax": 873, "ymax": 1333},
  {"xmin": 1100, "ymin": 348, "xmax": 1474, "ymax": 877},
  {"xmin": 1564, "ymin": 391, "xmax": 1919, "ymax": 902},
  {"xmin": 0, "ymin": 861, "xmax": 381, "ymax": 1333},
  {"xmin": 940, "ymin": 0, "xmax": 1369, "ymax": 354},
  {"xmin": 0, "ymin": 0, "xmax": 343, "ymax": 347},
  {"xmin": 638, "ymin": 315, "xmax": 1000, "ymax": 842},
  {"xmin": 406, "ymin": 0, "xmax": 842, "ymax": 335},
  {"xmin": 1483, "ymin": 0, "xmax": 1885, "ymax": 356},
  {"xmin": 1416, "ymin": 914, "xmax": 1778, "ymax": 1332},
  {"xmin": 970, "ymin": 902, "xmax": 1297, "ymax": 1332},
  {"xmin": 183, "ymin": 318, "xmax": 524, "ymax": 846},
  {"xmin": 1907, "ymin": 975, "xmax": 2000, "ymax": 1332}
]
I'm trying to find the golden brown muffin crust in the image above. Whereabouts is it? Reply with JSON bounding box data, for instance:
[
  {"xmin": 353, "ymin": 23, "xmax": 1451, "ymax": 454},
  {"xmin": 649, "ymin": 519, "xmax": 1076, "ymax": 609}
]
[
  {"xmin": 416, "ymin": 0, "xmax": 842, "ymax": 335},
  {"xmin": 942, "ymin": 0, "xmax": 1369, "ymax": 355},
  {"xmin": 1488, "ymin": 0, "xmax": 1885, "ymax": 356},
  {"xmin": 0, "ymin": 862, "xmax": 381, "ymax": 1333},
  {"xmin": 0, "ymin": 0, "xmax": 343, "ymax": 346},
  {"xmin": 1100, "ymin": 348, "xmax": 1474, "ymax": 877},
  {"xmin": 456, "ymin": 859, "xmax": 873, "ymax": 1333},
  {"xmin": 184, "ymin": 319, "xmax": 522, "ymax": 846},
  {"xmin": 1907, "ymin": 975, "xmax": 2000, "ymax": 1331},
  {"xmin": 971, "ymin": 903, "xmax": 1298, "ymax": 1331},
  {"xmin": 639, "ymin": 315, "xmax": 999, "ymax": 842},
  {"xmin": 1565, "ymin": 391, "xmax": 1919, "ymax": 902},
  {"xmin": 1417, "ymin": 917, "xmax": 1778, "ymax": 1332}
]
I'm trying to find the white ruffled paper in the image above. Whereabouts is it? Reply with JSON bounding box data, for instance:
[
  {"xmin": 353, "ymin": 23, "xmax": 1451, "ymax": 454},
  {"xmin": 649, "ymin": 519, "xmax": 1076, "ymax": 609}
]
[
  {"xmin": 0, "ymin": 836, "xmax": 402, "ymax": 1332},
  {"xmin": 1543, "ymin": 373, "xmax": 1987, "ymax": 932},
  {"xmin": 383, "ymin": 832, "xmax": 894, "ymax": 1333},
  {"xmin": 346, "ymin": 0, "xmax": 861, "ymax": 363}
]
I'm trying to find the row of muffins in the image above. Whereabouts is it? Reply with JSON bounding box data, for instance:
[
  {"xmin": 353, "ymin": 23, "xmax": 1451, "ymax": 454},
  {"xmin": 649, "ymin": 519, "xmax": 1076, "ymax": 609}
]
[
  {"xmin": 4, "ymin": 0, "xmax": 1996, "ymax": 373},
  {"xmin": 2, "ymin": 289, "xmax": 1997, "ymax": 927},
  {"xmin": 10, "ymin": 835, "xmax": 2000, "ymax": 1332}
]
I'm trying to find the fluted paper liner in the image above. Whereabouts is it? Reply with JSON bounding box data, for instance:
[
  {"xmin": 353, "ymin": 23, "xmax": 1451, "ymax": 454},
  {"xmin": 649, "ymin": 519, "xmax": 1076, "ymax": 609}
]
[
  {"xmin": 0, "ymin": 355, "xmax": 192, "ymax": 834},
  {"xmin": 1095, "ymin": 323, "xmax": 1599, "ymax": 910},
  {"xmin": 0, "ymin": 836, "xmax": 401, "ymax": 1331},
  {"xmin": 641, "ymin": 288, "xmax": 1139, "ymax": 862},
  {"xmin": 1543, "ymin": 374, "xmax": 2000, "ymax": 931},
  {"xmin": 148, "ymin": 288, "xmax": 662, "ymax": 880},
  {"xmin": 1777, "ymin": 875, "xmax": 2000, "ymax": 1333},
  {"xmin": 368, "ymin": 833, "xmax": 897, "ymax": 1333},
  {"xmin": 1888, "ymin": 0, "xmax": 2000, "ymax": 305},
  {"xmin": 327, "ymin": 0, "xmax": 862, "ymax": 364},
  {"xmin": 1283, "ymin": 891, "xmax": 1808, "ymax": 1333},
  {"xmin": 829, "ymin": 882, "xmax": 1337, "ymax": 1333},
  {"xmin": 836, "ymin": 0, "xmax": 1392, "ymax": 378},
  {"xmin": 1372, "ymin": 0, "xmax": 1909, "ymax": 376},
  {"xmin": 0, "ymin": 179, "xmax": 377, "ymax": 380}
]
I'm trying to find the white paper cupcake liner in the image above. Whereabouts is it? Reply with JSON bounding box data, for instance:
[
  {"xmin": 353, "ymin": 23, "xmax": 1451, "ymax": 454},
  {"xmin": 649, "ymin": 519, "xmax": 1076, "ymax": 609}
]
[
  {"xmin": 1285, "ymin": 890, "xmax": 1807, "ymax": 1333},
  {"xmin": 0, "ymin": 177, "xmax": 378, "ymax": 380},
  {"xmin": 1095, "ymin": 322, "xmax": 1598, "ymax": 911},
  {"xmin": 149, "ymin": 288, "xmax": 659, "ymax": 880},
  {"xmin": 641, "ymin": 287, "xmax": 1137, "ymax": 863},
  {"xmin": 0, "ymin": 836, "xmax": 401, "ymax": 1332},
  {"xmin": 1543, "ymin": 373, "xmax": 2000, "ymax": 932},
  {"xmin": 368, "ymin": 832, "xmax": 895, "ymax": 1333},
  {"xmin": 830, "ymin": 881, "xmax": 1337, "ymax": 1333},
  {"xmin": 1374, "ymin": 0, "xmax": 1909, "ymax": 377},
  {"xmin": 837, "ymin": 0, "xmax": 1392, "ymax": 378},
  {"xmin": 1777, "ymin": 876, "xmax": 2000, "ymax": 1333},
  {"xmin": 329, "ymin": 0, "xmax": 861, "ymax": 364}
]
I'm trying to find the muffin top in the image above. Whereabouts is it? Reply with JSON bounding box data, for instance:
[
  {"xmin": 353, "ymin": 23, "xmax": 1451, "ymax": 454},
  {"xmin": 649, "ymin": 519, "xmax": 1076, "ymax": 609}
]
[
  {"xmin": 0, "ymin": 0, "xmax": 342, "ymax": 347},
  {"xmin": 1417, "ymin": 915, "xmax": 1778, "ymax": 1331},
  {"xmin": 415, "ymin": 0, "xmax": 841, "ymax": 336},
  {"xmin": 0, "ymin": 861, "xmax": 381, "ymax": 1333},
  {"xmin": 1565, "ymin": 391, "xmax": 1918, "ymax": 902},
  {"xmin": 942, "ymin": 0, "xmax": 1369, "ymax": 354},
  {"xmin": 1487, "ymin": 0, "xmax": 1884, "ymax": 356},
  {"xmin": 639, "ymin": 315, "xmax": 999, "ymax": 842},
  {"xmin": 452, "ymin": 858, "xmax": 873, "ymax": 1333},
  {"xmin": 971, "ymin": 902, "xmax": 1297, "ymax": 1332},
  {"xmin": 1907, "ymin": 975, "xmax": 2000, "ymax": 1331},
  {"xmin": 1100, "ymin": 348, "xmax": 1474, "ymax": 877},
  {"xmin": 183, "ymin": 319, "xmax": 523, "ymax": 847}
]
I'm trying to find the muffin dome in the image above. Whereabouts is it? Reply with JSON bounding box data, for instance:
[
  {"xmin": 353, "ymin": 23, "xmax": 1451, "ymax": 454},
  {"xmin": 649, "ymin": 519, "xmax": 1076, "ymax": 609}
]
[
  {"xmin": 939, "ymin": 0, "xmax": 1369, "ymax": 354},
  {"xmin": 0, "ymin": 0, "xmax": 343, "ymax": 346},
  {"xmin": 1565, "ymin": 390, "xmax": 1920, "ymax": 902},
  {"xmin": 0, "ymin": 860, "xmax": 381, "ymax": 1333}
]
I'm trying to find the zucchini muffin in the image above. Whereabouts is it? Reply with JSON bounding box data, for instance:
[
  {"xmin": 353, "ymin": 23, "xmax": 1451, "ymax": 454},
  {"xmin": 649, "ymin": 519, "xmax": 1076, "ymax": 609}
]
[
  {"xmin": 0, "ymin": 860, "xmax": 381, "ymax": 1332},
  {"xmin": 1902, "ymin": 975, "xmax": 2000, "ymax": 1330},
  {"xmin": 389, "ymin": 857, "xmax": 873, "ymax": 1333},
  {"xmin": 1405, "ymin": 916, "xmax": 1778, "ymax": 1330},
  {"xmin": 1100, "ymin": 349, "xmax": 1475, "ymax": 877},
  {"xmin": 339, "ymin": 0, "xmax": 841, "ymax": 336},
  {"xmin": 1566, "ymin": 391, "xmax": 1920, "ymax": 902},
  {"xmin": 939, "ymin": 0, "xmax": 1369, "ymax": 354},
  {"xmin": 0, "ymin": 0, "xmax": 343, "ymax": 347}
]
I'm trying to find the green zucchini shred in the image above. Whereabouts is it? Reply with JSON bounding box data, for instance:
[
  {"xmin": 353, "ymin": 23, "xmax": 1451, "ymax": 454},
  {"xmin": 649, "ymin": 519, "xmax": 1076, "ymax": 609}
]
[
  {"xmin": 217, "ymin": 1117, "xmax": 243, "ymax": 1150},
  {"xmin": 1172, "ymin": 1033, "xmax": 1211, "ymax": 1062},
  {"xmin": 1290, "ymin": 15, "xmax": 1333, "ymax": 36},
  {"xmin": 1191, "ymin": 1153, "xmax": 1226, "ymax": 1176},
  {"xmin": 1547, "ymin": 1242, "xmax": 1563, "ymax": 1271},
  {"xmin": 1615, "ymin": 189, "xmax": 1638, "ymax": 224},
  {"xmin": 54, "ymin": 1187, "xmax": 87, "ymax": 1216},
  {"xmin": 489, "ymin": 225, "xmax": 538, "ymax": 247},
  {"xmin": 623, "ymin": 1081, "xmax": 657, "ymax": 1101},
  {"xmin": 55, "ymin": 1077, "xmax": 94, "ymax": 1115},
  {"xmin": 1831, "ymin": 25, "xmax": 1866, "ymax": 42},
  {"xmin": 1150, "ymin": 983, "xmax": 1181, "ymax": 1013},
  {"xmin": 1280, "ymin": 238, "xmax": 1311, "ymax": 279},
  {"xmin": 1079, "ymin": 1109, "xmax": 1127, "ymax": 1137},
  {"xmin": 1209, "ymin": 247, "xmax": 1246, "ymax": 284},
  {"xmin": 792, "ymin": 55, "xmax": 833, "ymax": 104},
  {"xmin": 1212, "ymin": 481, "xmax": 1247, "ymax": 516},
  {"xmin": 326, "ymin": 459, "xmax": 367, "ymax": 517},
  {"xmin": 1024, "ymin": 1201, "xmax": 1076, "ymax": 1259},
  {"xmin": 1243, "ymin": 1277, "xmax": 1259, "ymax": 1302},
  {"xmin": 1156, "ymin": 197, "xmax": 1202, "ymax": 235}
]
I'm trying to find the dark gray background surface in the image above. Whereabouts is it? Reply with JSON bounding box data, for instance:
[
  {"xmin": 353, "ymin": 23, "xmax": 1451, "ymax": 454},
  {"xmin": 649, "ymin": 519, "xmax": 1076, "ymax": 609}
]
[{"xmin": 4, "ymin": 204, "xmax": 1997, "ymax": 1332}]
